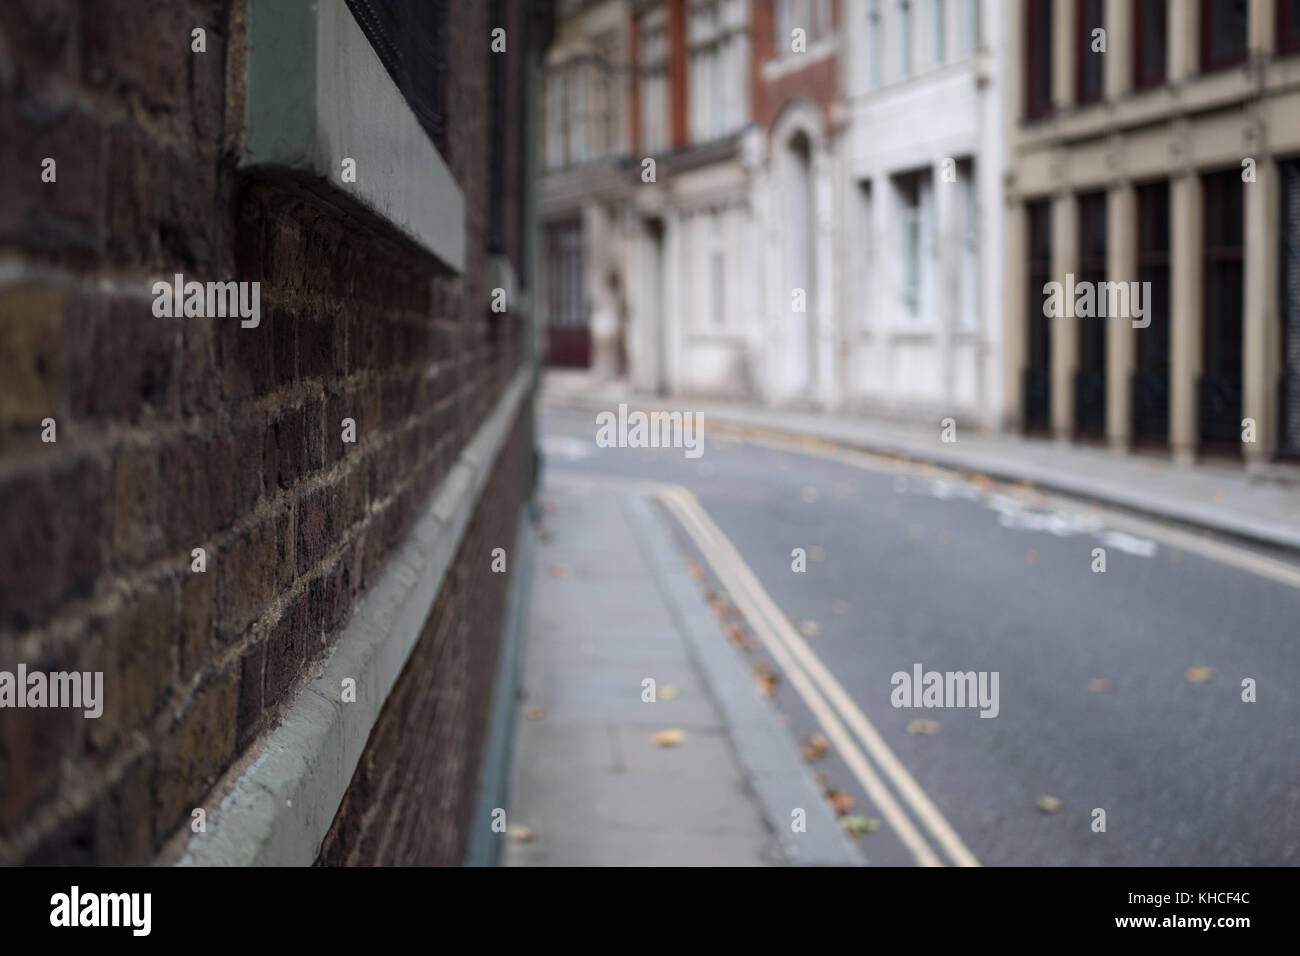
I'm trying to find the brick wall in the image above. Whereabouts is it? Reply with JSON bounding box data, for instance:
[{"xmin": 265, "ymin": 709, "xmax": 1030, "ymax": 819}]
[
  {"xmin": 0, "ymin": 0, "xmax": 531, "ymax": 864},
  {"xmin": 316, "ymin": 411, "xmax": 528, "ymax": 866},
  {"xmin": 750, "ymin": 0, "xmax": 840, "ymax": 134}
]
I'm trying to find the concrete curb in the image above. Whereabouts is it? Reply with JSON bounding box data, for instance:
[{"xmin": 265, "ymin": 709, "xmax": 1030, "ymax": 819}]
[
  {"xmin": 623, "ymin": 492, "xmax": 865, "ymax": 866},
  {"xmin": 548, "ymin": 392, "xmax": 1300, "ymax": 557},
  {"xmin": 178, "ymin": 367, "xmax": 532, "ymax": 866}
]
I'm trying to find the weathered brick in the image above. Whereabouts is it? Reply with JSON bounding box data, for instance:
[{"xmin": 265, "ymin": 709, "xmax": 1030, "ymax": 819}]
[
  {"xmin": 264, "ymin": 590, "xmax": 308, "ymax": 709},
  {"xmin": 216, "ymin": 511, "xmax": 287, "ymax": 640},
  {"xmin": 235, "ymin": 641, "xmax": 265, "ymax": 749},
  {"xmin": 67, "ymin": 294, "xmax": 175, "ymax": 422},
  {"xmin": 153, "ymin": 665, "xmax": 237, "ymax": 847},
  {"xmin": 110, "ymin": 441, "xmax": 161, "ymax": 565},
  {"xmin": 96, "ymin": 751, "xmax": 155, "ymax": 864},
  {"xmin": 179, "ymin": 567, "xmax": 215, "ymax": 680},
  {"xmin": 105, "ymin": 122, "xmax": 161, "ymax": 263},
  {"xmin": 295, "ymin": 482, "xmax": 338, "ymax": 576},
  {"xmin": 86, "ymin": 576, "xmax": 178, "ymax": 752},
  {"xmin": 81, "ymin": 0, "xmax": 187, "ymax": 110},
  {"xmin": 263, "ymin": 403, "xmax": 305, "ymax": 491}
]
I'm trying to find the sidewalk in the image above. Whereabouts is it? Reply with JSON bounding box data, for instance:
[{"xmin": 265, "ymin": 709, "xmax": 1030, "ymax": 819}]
[
  {"xmin": 543, "ymin": 373, "xmax": 1300, "ymax": 556},
  {"xmin": 504, "ymin": 474, "xmax": 860, "ymax": 866}
]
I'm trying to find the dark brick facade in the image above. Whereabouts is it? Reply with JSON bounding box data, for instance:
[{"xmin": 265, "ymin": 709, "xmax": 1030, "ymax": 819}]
[{"xmin": 0, "ymin": 0, "xmax": 533, "ymax": 864}]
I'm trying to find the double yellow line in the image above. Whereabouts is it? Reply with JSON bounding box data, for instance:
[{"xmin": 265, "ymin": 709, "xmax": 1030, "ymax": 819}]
[{"xmin": 649, "ymin": 482, "xmax": 981, "ymax": 867}]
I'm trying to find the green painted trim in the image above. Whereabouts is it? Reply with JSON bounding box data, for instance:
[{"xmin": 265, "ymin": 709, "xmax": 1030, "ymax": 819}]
[{"xmin": 242, "ymin": 0, "xmax": 318, "ymax": 170}]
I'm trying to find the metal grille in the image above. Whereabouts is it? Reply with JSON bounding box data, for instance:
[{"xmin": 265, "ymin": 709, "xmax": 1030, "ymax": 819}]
[{"xmin": 345, "ymin": 0, "xmax": 448, "ymax": 153}]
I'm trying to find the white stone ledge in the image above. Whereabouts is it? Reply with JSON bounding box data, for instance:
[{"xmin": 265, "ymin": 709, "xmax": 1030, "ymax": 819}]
[{"xmin": 241, "ymin": 0, "xmax": 464, "ymax": 273}]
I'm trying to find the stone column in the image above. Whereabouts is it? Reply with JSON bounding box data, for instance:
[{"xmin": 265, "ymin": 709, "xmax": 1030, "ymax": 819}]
[
  {"xmin": 1051, "ymin": 191, "xmax": 1079, "ymax": 440},
  {"xmin": 1106, "ymin": 182, "xmax": 1137, "ymax": 450},
  {"xmin": 1244, "ymin": 155, "xmax": 1281, "ymax": 464},
  {"xmin": 1053, "ymin": 0, "xmax": 1075, "ymax": 110},
  {"xmin": 1103, "ymin": 0, "xmax": 1131, "ymax": 98},
  {"xmin": 1170, "ymin": 172, "xmax": 1204, "ymax": 463},
  {"xmin": 1168, "ymin": 0, "xmax": 1199, "ymax": 82}
]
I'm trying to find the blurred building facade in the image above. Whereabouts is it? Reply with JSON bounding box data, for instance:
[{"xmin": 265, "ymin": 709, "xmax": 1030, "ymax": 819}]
[
  {"xmin": 1005, "ymin": 0, "xmax": 1300, "ymax": 464},
  {"xmin": 540, "ymin": 0, "xmax": 1300, "ymax": 462},
  {"xmin": 539, "ymin": 0, "xmax": 1007, "ymax": 424}
]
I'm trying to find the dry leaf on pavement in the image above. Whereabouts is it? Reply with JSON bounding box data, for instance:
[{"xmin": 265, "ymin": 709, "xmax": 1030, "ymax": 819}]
[
  {"xmin": 1035, "ymin": 794, "xmax": 1064, "ymax": 814},
  {"xmin": 801, "ymin": 733, "xmax": 831, "ymax": 762},
  {"xmin": 907, "ymin": 719, "xmax": 941, "ymax": 735},
  {"xmin": 652, "ymin": 728, "xmax": 687, "ymax": 748},
  {"xmin": 1185, "ymin": 666, "xmax": 1214, "ymax": 684}
]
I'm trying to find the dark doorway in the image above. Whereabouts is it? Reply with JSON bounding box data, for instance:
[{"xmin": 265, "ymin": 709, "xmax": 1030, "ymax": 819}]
[
  {"xmin": 1199, "ymin": 170, "xmax": 1244, "ymax": 450},
  {"xmin": 1133, "ymin": 180, "xmax": 1170, "ymax": 445},
  {"xmin": 1025, "ymin": 200, "xmax": 1053, "ymax": 432},
  {"xmin": 1075, "ymin": 191, "xmax": 1107, "ymax": 438},
  {"xmin": 544, "ymin": 219, "xmax": 589, "ymax": 368}
]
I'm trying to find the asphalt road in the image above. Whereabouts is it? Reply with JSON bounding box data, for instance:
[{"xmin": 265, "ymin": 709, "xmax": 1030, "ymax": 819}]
[{"xmin": 539, "ymin": 405, "xmax": 1300, "ymax": 866}]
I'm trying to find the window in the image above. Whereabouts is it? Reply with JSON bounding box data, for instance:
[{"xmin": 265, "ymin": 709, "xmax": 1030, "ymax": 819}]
[
  {"xmin": 1200, "ymin": 0, "xmax": 1248, "ymax": 73},
  {"xmin": 867, "ymin": 0, "xmax": 883, "ymax": 87},
  {"xmin": 568, "ymin": 64, "xmax": 586, "ymax": 163},
  {"xmin": 639, "ymin": 10, "xmax": 669, "ymax": 154},
  {"xmin": 895, "ymin": 170, "xmax": 933, "ymax": 321},
  {"xmin": 932, "ymin": 0, "xmax": 946, "ymax": 66},
  {"xmin": 1025, "ymin": 0, "xmax": 1053, "ymax": 119},
  {"xmin": 958, "ymin": 159, "xmax": 978, "ymax": 332},
  {"xmin": 775, "ymin": 0, "xmax": 832, "ymax": 53},
  {"xmin": 688, "ymin": 0, "xmax": 748, "ymax": 143},
  {"xmin": 858, "ymin": 180, "xmax": 875, "ymax": 330},
  {"xmin": 1133, "ymin": 0, "xmax": 1167, "ymax": 89},
  {"xmin": 1076, "ymin": 0, "xmax": 1103, "ymax": 105},
  {"xmin": 545, "ymin": 69, "xmax": 566, "ymax": 169},
  {"xmin": 711, "ymin": 248, "xmax": 726, "ymax": 326},
  {"xmin": 899, "ymin": 0, "xmax": 913, "ymax": 78},
  {"xmin": 961, "ymin": 0, "xmax": 979, "ymax": 54},
  {"xmin": 1279, "ymin": 0, "xmax": 1300, "ymax": 54}
]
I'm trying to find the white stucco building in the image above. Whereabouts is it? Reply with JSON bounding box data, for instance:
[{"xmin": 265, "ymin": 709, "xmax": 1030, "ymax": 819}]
[{"xmin": 834, "ymin": 0, "xmax": 1006, "ymax": 426}]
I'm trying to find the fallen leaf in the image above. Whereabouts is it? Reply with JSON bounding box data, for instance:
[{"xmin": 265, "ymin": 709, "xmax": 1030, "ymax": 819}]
[
  {"xmin": 809, "ymin": 545, "xmax": 826, "ymax": 562},
  {"xmin": 524, "ymin": 706, "xmax": 547, "ymax": 721},
  {"xmin": 1087, "ymin": 678, "xmax": 1109, "ymax": 693},
  {"xmin": 1026, "ymin": 549, "xmax": 1039, "ymax": 565},
  {"xmin": 801, "ymin": 733, "xmax": 831, "ymax": 762},
  {"xmin": 831, "ymin": 600, "xmax": 848, "ymax": 615},
  {"xmin": 538, "ymin": 529, "xmax": 554, "ymax": 545},
  {"xmin": 547, "ymin": 563, "xmax": 571, "ymax": 578},
  {"xmin": 686, "ymin": 563, "xmax": 705, "ymax": 581},
  {"xmin": 813, "ymin": 771, "xmax": 829, "ymax": 788},
  {"xmin": 828, "ymin": 789, "xmax": 855, "ymax": 816},
  {"xmin": 659, "ymin": 685, "xmax": 679, "ymax": 700},
  {"xmin": 652, "ymin": 728, "xmax": 687, "ymax": 748},
  {"xmin": 799, "ymin": 619, "xmax": 820, "ymax": 638},
  {"xmin": 1035, "ymin": 794, "xmax": 1063, "ymax": 814},
  {"xmin": 841, "ymin": 816, "xmax": 881, "ymax": 839},
  {"xmin": 907, "ymin": 719, "xmax": 941, "ymax": 735},
  {"xmin": 1185, "ymin": 666, "xmax": 1214, "ymax": 684},
  {"xmin": 508, "ymin": 824, "xmax": 534, "ymax": 843}
]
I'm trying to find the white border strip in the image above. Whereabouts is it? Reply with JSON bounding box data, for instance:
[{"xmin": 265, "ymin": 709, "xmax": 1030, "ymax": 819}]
[{"xmin": 179, "ymin": 367, "xmax": 531, "ymax": 866}]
